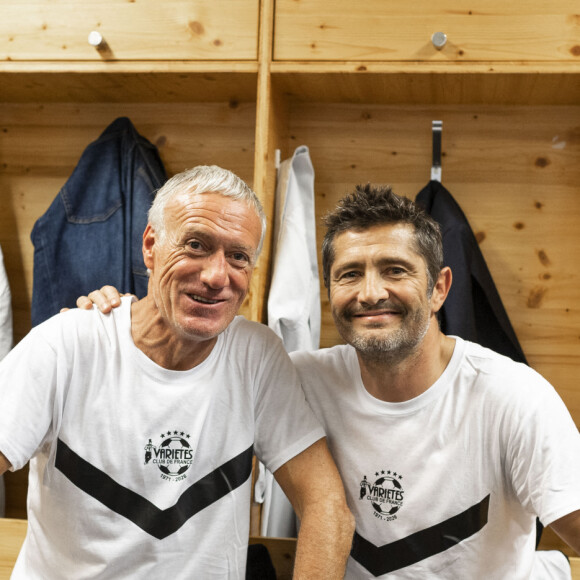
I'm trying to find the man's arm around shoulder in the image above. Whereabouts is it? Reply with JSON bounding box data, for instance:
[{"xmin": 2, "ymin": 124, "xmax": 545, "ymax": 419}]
[{"xmin": 274, "ymin": 438, "xmax": 354, "ymax": 579}]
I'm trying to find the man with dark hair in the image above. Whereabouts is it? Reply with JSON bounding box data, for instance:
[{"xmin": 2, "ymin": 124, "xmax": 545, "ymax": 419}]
[
  {"xmin": 321, "ymin": 184, "xmax": 443, "ymax": 296},
  {"xmin": 292, "ymin": 183, "xmax": 580, "ymax": 577}
]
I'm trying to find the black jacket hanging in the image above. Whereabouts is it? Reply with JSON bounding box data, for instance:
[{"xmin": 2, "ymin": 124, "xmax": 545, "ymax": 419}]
[{"xmin": 416, "ymin": 180, "xmax": 527, "ymax": 365}]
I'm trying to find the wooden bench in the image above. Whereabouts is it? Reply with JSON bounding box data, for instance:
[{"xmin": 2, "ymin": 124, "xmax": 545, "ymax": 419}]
[
  {"xmin": 0, "ymin": 518, "xmax": 26, "ymax": 580},
  {"xmin": 1, "ymin": 518, "xmax": 578, "ymax": 579}
]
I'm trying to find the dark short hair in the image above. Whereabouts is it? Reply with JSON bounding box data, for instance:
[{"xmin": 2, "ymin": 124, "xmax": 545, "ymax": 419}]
[{"xmin": 322, "ymin": 184, "xmax": 443, "ymax": 293}]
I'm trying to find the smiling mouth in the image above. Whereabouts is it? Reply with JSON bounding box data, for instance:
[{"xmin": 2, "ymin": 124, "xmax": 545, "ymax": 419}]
[
  {"xmin": 189, "ymin": 294, "xmax": 221, "ymax": 305},
  {"xmin": 353, "ymin": 310, "xmax": 401, "ymax": 318}
]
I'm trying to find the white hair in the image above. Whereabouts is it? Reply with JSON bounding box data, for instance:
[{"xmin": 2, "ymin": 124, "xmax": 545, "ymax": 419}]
[{"xmin": 148, "ymin": 165, "xmax": 267, "ymax": 257}]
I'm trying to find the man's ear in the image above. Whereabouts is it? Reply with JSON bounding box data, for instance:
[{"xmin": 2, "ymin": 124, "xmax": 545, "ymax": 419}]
[
  {"xmin": 142, "ymin": 224, "xmax": 156, "ymax": 269},
  {"xmin": 431, "ymin": 267, "xmax": 452, "ymax": 314}
]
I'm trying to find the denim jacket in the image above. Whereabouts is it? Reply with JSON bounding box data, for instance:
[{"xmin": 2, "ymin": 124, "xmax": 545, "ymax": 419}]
[{"xmin": 31, "ymin": 117, "xmax": 167, "ymax": 326}]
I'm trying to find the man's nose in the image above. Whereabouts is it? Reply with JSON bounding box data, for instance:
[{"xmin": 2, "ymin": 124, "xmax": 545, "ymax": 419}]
[
  {"xmin": 200, "ymin": 252, "xmax": 229, "ymax": 288},
  {"xmin": 358, "ymin": 270, "xmax": 388, "ymax": 305}
]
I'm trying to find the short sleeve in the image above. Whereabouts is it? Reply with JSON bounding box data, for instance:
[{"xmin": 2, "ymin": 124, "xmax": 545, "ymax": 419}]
[
  {"xmin": 250, "ymin": 325, "xmax": 325, "ymax": 473},
  {"xmin": 0, "ymin": 324, "xmax": 60, "ymax": 471},
  {"xmin": 504, "ymin": 371, "xmax": 580, "ymax": 526}
]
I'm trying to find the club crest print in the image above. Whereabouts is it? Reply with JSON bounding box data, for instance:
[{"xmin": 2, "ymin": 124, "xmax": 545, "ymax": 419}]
[
  {"xmin": 360, "ymin": 470, "xmax": 405, "ymax": 521},
  {"xmin": 144, "ymin": 431, "xmax": 194, "ymax": 482}
]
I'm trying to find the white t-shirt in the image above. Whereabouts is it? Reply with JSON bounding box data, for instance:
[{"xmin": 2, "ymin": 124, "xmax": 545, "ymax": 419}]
[
  {"xmin": 292, "ymin": 337, "xmax": 580, "ymax": 579},
  {"xmin": 0, "ymin": 298, "xmax": 324, "ymax": 579}
]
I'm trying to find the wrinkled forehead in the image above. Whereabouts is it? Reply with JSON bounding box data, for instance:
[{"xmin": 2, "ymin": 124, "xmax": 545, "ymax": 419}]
[
  {"xmin": 165, "ymin": 191, "xmax": 262, "ymax": 248},
  {"xmin": 167, "ymin": 191, "xmax": 245, "ymax": 221}
]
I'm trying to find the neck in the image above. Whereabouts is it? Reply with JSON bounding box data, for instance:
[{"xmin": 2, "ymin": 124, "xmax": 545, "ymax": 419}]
[
  {"xmin": 356, "ymin": 320, "xmax": 455, "ymax": 403},
  {"xmin": 130, "ymin": 297, "xmax": 217, "ymax": 371}
]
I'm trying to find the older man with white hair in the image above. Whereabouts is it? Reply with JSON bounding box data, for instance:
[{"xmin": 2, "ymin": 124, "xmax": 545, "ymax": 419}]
[{"xmin": 0, "ymin": 166, "xmax": 354, "ymax": 579}]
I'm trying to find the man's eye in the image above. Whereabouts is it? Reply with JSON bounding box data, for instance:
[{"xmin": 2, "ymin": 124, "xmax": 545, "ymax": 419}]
[
  {"xmin": 188, "ymin": 241, "xmax": 202, "ymax": 250},
  {"xmin": 340, "ymin": 271, "xmax": 359, "ymax": 280},
  {"xmin": 231, "ymin": 252, "xmax": 249, "ymax": 263}
]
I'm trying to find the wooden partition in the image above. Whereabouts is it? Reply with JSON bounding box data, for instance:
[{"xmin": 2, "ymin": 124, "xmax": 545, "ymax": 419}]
[{"xmin": 0, "ymin": 0, "xmax": 579, "ymax": 560}]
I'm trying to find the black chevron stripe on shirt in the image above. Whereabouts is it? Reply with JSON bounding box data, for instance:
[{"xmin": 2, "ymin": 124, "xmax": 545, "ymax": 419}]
[
  {"xmin": 351, "ymin": 494, "xmax": 490, "ymax": 576},
  {"xmin": 55, "ymin": 438, "xmax": 254, "ymax": 539}
]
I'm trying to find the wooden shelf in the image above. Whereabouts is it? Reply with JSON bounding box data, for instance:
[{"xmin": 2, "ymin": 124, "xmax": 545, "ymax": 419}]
[
  {"xmin": 270, "ymin": 62, "xmax": 580, "ymax": 105},
  {"xmin": 0, "ymin": 62, "xmax": 258, "ymax": 103},
  {"xmin": 2, "ymin": 57, "xmax": 578, "ymax": 105}
]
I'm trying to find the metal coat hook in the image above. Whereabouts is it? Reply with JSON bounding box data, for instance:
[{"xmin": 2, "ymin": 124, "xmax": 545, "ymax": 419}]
[{"xmin": 431, "ymin": 120, "xmax": 442, "ymax": 182}]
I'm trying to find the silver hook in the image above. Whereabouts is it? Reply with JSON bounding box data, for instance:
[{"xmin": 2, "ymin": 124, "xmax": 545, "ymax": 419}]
[{"xmin": 431, "ymin": 120, "xmax": 443, "ymax": 182}]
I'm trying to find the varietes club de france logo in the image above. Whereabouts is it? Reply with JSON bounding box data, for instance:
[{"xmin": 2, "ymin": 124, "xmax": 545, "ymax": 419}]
[
  {"xmin": 144, "ymin": 431, "xmax": 194, "ymax": 482},
  {"xmin": 360, "ymin": 470, "xmax": 405, "ymax": 522}
]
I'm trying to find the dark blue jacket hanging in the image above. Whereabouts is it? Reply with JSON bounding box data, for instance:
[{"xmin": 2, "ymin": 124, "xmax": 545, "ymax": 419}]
[
  {"xmin": 31, "ymin": 117, "xmax": 167, "ymax": 326},
  {"xmin": 416, "ymin": 180, "xmax": 527, "ymax": 365}
]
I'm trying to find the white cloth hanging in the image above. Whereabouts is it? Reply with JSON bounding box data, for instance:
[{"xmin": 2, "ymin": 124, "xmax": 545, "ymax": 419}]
[
  {"xmin": 267, "ymin": 145, "xmax": 320, "ymax": 352},
  {"xmin": 256, "ymin": 146, "xmax": 321, "ymax": 537},
  {"xmin": 0, "ymin": 244, "xmax": 13, "ymax": 518},
  {"xmin": 0, "ymin": 245, "xmax": 12, "ymax": 361}
]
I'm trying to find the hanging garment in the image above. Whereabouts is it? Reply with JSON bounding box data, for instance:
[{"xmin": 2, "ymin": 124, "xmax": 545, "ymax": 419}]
[
  {"xmin": 0, "ymin": 243, "xmax": 12, "ymax": 518},
  {"xmin": 30, "ymin": 117, "xmax": 167, "ymax": 326},
  {"xmin": 267, "ymin": 146, "xmax": 321, "ymax": 352},
  {"xmin": 416, "ymin": 180, "xmax": 527, "ymax": 364},
  {"xmin": 256, "ymin": 146, "xmax": 321, "ymax": 537},
  {"xmin": 0, "ymin": 244, "xmax": 12, "ymax": 361}
]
